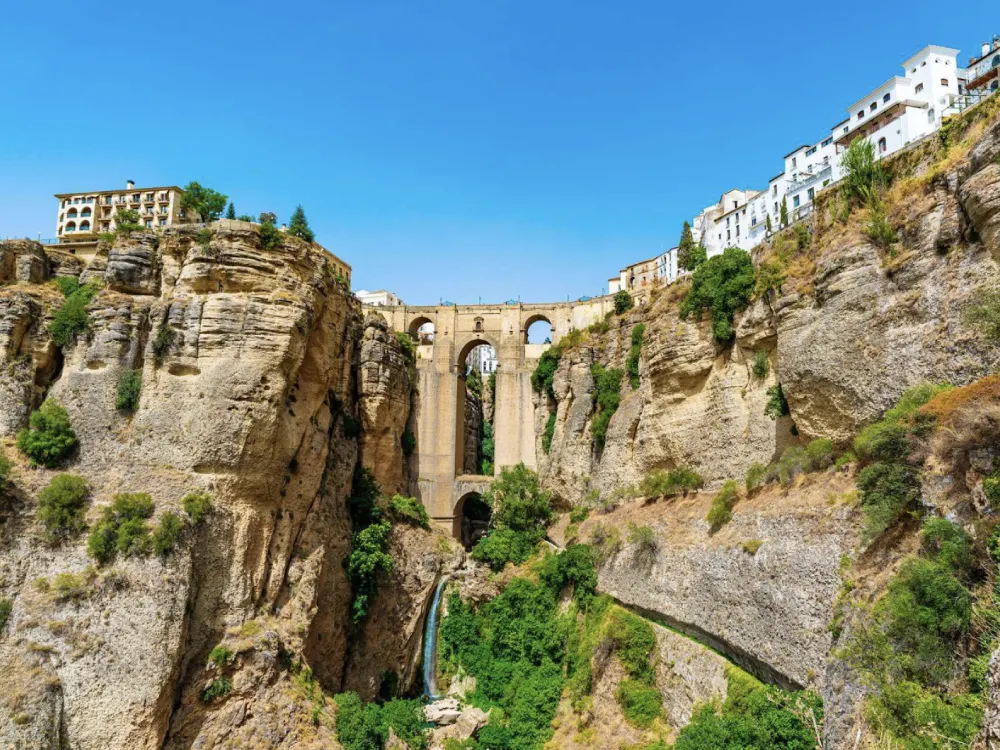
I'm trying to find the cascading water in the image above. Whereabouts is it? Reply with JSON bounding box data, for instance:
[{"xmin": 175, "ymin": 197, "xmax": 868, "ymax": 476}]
[{"xmin": 422, "ymin": 578, "xmax": 448, "ymax": 699}]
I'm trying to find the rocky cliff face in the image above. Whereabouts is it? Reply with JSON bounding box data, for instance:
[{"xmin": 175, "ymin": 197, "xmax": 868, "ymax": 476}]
[{"xmin": 0, "ymin": 226, "xmax": 447, "ymax": 748}]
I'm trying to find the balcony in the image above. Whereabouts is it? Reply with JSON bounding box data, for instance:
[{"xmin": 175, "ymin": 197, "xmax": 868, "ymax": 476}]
[{"xmin": 785, "ymin": 165, "xmax": 832, "ymax": 195}]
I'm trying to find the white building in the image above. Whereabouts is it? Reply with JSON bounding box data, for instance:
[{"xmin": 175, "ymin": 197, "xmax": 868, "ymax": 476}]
[
  {"xmin": 467, "ymin": 345, "xmax": 497, "ymax": 376},
  {"xmin": 961, "ymin": 36, "xmax": 1000, "ymax": 104},
  {"xmin": 656, "ymin": 246, "xmax": 679, "ymax": 284},
  {"xmin": 355, "ymin": 289, "xmax": 403, "ymax": 307}
]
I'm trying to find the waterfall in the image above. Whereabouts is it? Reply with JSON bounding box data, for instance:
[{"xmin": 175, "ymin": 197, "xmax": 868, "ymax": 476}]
[{"xmin": 422, "ymin": 578, "xmax": 448, "ymax": 699}]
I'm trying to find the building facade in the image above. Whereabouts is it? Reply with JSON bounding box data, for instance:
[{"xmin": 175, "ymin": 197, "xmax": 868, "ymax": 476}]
[
  {"xmin": 356, "ymin": 289, "xmax": 403, "ymax": 307},
  {"xmin": 963, "ymin": 36, "xmax": 1000, "ymax": 102},
  {"xmin": 55, "ymin": 180, "xmax": 185, "ymax": 241}
]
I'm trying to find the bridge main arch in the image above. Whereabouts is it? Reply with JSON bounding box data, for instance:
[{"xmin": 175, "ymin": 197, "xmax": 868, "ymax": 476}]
[{"xmin": 367, "ymin": 298, "xmax": 616, "ymax": 537}]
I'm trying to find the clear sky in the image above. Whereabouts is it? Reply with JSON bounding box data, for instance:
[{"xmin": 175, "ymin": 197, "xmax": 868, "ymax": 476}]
[{"xmin": 1, "ymin": 2, "xmax": 996, "ymax": 305}]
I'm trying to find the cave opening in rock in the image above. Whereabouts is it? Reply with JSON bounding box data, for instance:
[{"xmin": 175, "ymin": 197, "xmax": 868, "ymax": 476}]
[{"xmin": 456, "ymin": 492, "xmax": 491, "ymax": 550}]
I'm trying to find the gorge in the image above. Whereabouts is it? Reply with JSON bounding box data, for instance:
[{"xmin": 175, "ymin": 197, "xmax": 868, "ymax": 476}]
[{"xmin": 1, "ymin": 95, "xmax": 1000, "ymax": 750}]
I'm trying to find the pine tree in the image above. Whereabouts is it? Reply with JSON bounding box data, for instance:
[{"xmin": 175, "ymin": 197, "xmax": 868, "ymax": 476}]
[
  {"xmin": 288, "ymin": 205, "xmax": 314, "ymax": 243},
  {"xmin": 765, "ymin": 214, "xmax": 772, "ymax": 233},
  {"xmin": 226, "ymin": 202, "xmax": 236, "ymax": 220},
  {"xmin": 780, "ymin": 197, "xmax": 789, "ymax": 227},
  {"xmin": 677, "ymin": 220, "xmax": 706, "ymax": 272}
]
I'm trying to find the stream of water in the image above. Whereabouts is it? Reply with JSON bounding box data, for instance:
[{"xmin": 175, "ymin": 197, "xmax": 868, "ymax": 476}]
[{"xmin": 422, "ymin": 578, "xmax": 448, "ymax": 700}]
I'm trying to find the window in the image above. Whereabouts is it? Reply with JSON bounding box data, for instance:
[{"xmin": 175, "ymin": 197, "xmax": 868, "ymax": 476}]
[
  {"xmin": 101, "ymin": 222, "xmax": 110, "ymax": 230},
  {"xmin": 772, "ymin": 185, "xmax": 778, "ymax": 196},
  {"xmin": 81, "ymin": 207, "xmax": 91, "ymax": 217},
  {"xmin": 791, "ymin": 157, "xmax": 797, "ymax": 167},
  {"xmin": 732, "ymin": 200, "xmax": 738, "ymax": 209},
  {"xmin": 774, "ymin": 202, "xmax": 778, "ymax": 214},
  {"xmin": 822, "ymin": 137, "xmax": 833, "ymax": 147},
  {"xmin": 878, "ymin": 137, "xmax": 887, "ymax": 153},
  {"xmin": 66, "ymin": 208, "xmax": 77, "ymax": 218},
  {"xmin": 807, "ymin": 188, "xmax": 815, "ymax": 201},
  {"xmin": 928, "ymin": 108, "xmax": 936, "ymax": 124},
  {"xmin": 751, "ymin": 216, "xmax": 757, "ymax": 226},
  {"xmin": 132, "ymin": 193, "xmax": 140, "ymax": 202},
  {"xmin": 726, "ymin": 217, "xmax": 730, "ymax": 226},
  {"xmin": 857, "ymin": 111, "xmax": 865, "ymax": 120},
  {"xmin": 145, "ymin": 219, "xmax": 152, "ymax": 228},
  {"xmin": 993, "ymin": 55, "xmax": 1000, "ymax": 69},
  {"xmin": 842, "ymin": 125, "xmax": 849, "ymax": 134},
  {"xmin": 793, "ymin": 196, "xmax": 800, "ymax": 208},
  {"xmin": 870, "ymin": 102, "xmax": 878, "ymax": 112},
  {"xmin": 915, "ymin": 83, "xmax": 924, "ymax": 93},
  {"xmin": 79, "ymin": 221, "xmax": 90, "ymax": 231},
  {"xmin": 940, "ymin": 78, "xmax": 948, "ymax": 86},
  {"xmin": 992, "ymin": 80, "xmax": 999, "ymax": 92},
  {"xmin": 727, "ymin": 230, "xmax": 731, "ymax": 241},
  {"xmin": 883, "ymin": 93, "xmax": 891, "ymax": 103},
  {"xmin": 159, "ymin": 218, "xmax": 167, "ymax": 227},
  {"xmin": 806, "ymin": 146, "xmax": 816, "ymax": 156}
]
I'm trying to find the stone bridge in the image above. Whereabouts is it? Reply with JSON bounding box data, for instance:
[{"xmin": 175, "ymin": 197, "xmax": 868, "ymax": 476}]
[{"xmin": 371, "ymin": 299, "xmax": 615, "ymax": 535}]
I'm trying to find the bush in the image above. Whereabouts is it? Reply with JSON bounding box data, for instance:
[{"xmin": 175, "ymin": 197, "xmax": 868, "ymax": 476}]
[
  {"xmin": 152, "ymin": 322, "xmax": 175, "ymax": 362},
  {"xmin": 840, "ymin": 137, "xmax": 890, "ymax": 204},
  {"xmin": 626, "ymin": 323, "xmax": 645, "ymax": 389},
  {"xmin": 616, "ymin": 678, "xmax": 663, "ymax": 728},
  {"xmin": 775, "ymin": 446, "xmax": 807, "ymax": 485},
  {"xmin": 862, "ymin": 189, "xmax": 897, "ymax": 250},
  {"xmin": 87, "ymin": 493, "xmax": 155, "ymax": 564},
  {"xmin": 763, "ymin": 384, "xmax": 790, "ymax": 420},
  {"xmin": 745, "ymin": 462, "xmax": 768, "ymax": 492},
  {"xmin": 401, "ymin": 429, "xmax": 416, "ymax": 457},
  {"xmin": 115, "ymin": 369, "xmax": 142, "ymax": 412},
  {"xmin": 17, "ymin": 399, "xmax": 78, "ymax": 468},
  {"xmin": 394, "ymin": 331, "xmax": 416, "ymax": 363},
  {"xmin": 333, "ymin": 692, "xmax": 386, "ymax": 749},
  {"xmin": 590, "ymin": 524, "xmax": 622, "ymax": 563},
  {"xmin": 387, "ymin": 495, "xmax": 430, "ymax": 528},
  {"xmin": 754, "ymin": 261, "xmax": 785, "ymax": 300},
  {"xmin": 471, "ymin": 527, "xmax": 543, "ymax": 570},
  {"xmin": 804, "ymin": 438, "xmax": 834, "ymax": 471},
  {"xmin": 638, "ymin": 467, "xmax": 704, "ymax": 498},
  {"xmin": 542, "ymin": 412, "xmax": 556, "ymax": 454},
  {"xmin": 707, "ymin": 480, "xmax": 740, "ymax": 531},
  {"xmin": 627, "ymin": 523, "xmax": 657, "ymax": 568},
  {"xmin": 53, "ymin": 276, "xmax": 80, "ymax": 297},
  {"xmin": 49, "ymin": 282, "xmax": 100, "ymax": 347},
  {"xmin": 569, "ymin": 506, "xmax": 590, "ymax": 524},
  {"xmin": 590, "ymin": 364, "xmax": 623, "ymax": 450},
  {"xmin": 484, "ymin": 463, "xmax": 554, "ymax": 533},
  {"xmin": 853, "ymin": 383, "xmax": 952, "ymax": 462},
  {"xmin": 531, "ymin": 347, "xmax": 562, "ymax": 398},
  {"xmin": 857, "ymin": 462, "xmax": 921, "ymax": 541},
  {"xmin": 0, "ymin": 598, "xmax": 11, "ymax": 632},
  {"xmin": 152, "ymin": 511, "xmax": 184, "ymax": 555},
  {"xmin": 679, "ymin": 247, "xmax": 755, "ymax": 342},
  {"xmin": 195, "ymin": 228, "xmax": 213, "ymax": 246},
  {"xmin": 182, "ymin": 491, "xmax": 212, "ymax": 524},
  {"xmin": 37, "ymin": 474, "xmax": 89, "ymax": 541},
  {"xmin": 743, "ymin": 539, "xmax": 763, "ymax": 555},
  {"xmin": 200, "ymin": 676, "xmax": 232, "ymax": 703},
  {"xmin": 984, "ymin": 473, "xmax": 1000, "ymax": 509},
  {"xmin": 613, "ymin": 290, "xmax": 634, "ymax": 315},
  {"xmin": 209, "ymin": 645, "xmax": 234, "ymax": 668},
  {"xmin": 751, "ymin": 350, "xmax": 770, "ymax": 379},
  {"xmin": 347, "ymin": 519, "xmax": 392, "ymax": 622},
  {"xmin": 259, "ymin": 218, "xmax": 282, "ymax": 250}
]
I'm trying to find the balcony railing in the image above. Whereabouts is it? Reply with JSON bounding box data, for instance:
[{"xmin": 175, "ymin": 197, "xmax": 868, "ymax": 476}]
[{"xmin": 785, "ymin": 165, "xmax": 832, "ymax": 194}]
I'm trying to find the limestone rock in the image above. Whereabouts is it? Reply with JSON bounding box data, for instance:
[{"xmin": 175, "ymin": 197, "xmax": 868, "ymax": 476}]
[
  {"xmin": 429, "ymin": 706, "xmax": 488, "ymax": 748},
  {"xmin": 425, "ymin": 698, "xmax": 462, "ymax": 725}
]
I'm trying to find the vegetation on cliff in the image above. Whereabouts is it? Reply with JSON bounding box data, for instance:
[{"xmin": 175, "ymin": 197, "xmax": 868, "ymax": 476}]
[
  {"xmin": 679, "ymin": 247, "xmax": 755, "ymax": 342},
  {"xmin": 471, "ymin": 463, "xmax": 553, "ymax": 570},
  {"xmin": 16, "ymin": 398, "xmax": 78, "ymax": 467}
]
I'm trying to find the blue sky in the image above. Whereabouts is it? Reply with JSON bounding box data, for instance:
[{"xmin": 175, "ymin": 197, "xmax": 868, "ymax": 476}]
[{"xmin": 0, "ymin": 2, "xmax": 995, "ymax": 305}]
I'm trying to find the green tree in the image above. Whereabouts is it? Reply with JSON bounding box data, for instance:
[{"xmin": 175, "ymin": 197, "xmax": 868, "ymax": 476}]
[
  {"xmin": 484, "ymin": 463, "xmax": 553, "ymax": 533},
  {"xmin": 37, "ymin": 474, "xmax": 90, "ymax": 541},
  {"xmin": 225, "ymin": 201, "xmax": 236, "ymax": 220},
  {"xmin": 287, "ymin": 204, "xmax": 315, "ymax": 242},
  {"xmin": 180, "ymin": 182, "xmax": 228, "ymax": 223},
  {"xmin": 679, "ymin": 247, "xmax": 756, "ymax": 342},
  {"xmin": 765, "ymin": 214, "xmax": 772, "ymax": 233},
  {"xmin": 613, "ymin": 289, "xmax": 633, "ymax": 315},
  {"xmin": 780, "ymin": 196, "xmax": 789, "ymax": 227},
  {"xmin": 678, "ymin": 220, "xmax": 706, "ymax": 272},
  {"xmin": 114, "ymin": 208, "xmax": 143, "ymax": 235}
]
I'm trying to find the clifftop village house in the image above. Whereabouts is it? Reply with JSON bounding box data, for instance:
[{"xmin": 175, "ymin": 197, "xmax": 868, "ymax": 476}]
[{"xmin": 608, "ymin": 37, "xmax": 1000, "ymax": 297}]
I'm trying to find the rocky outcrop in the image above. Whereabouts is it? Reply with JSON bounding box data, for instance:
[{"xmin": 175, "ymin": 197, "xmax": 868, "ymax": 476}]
[
  {"xmin": 358, "ymin": 312, "xmax": 413, "ymax": 494},
  {"xmin": 0, "ymin": 225, "xmax": 442, "ymax": 749},
  {"xmin": 462, "ymin": 389, "xmax": 482, "ymax": 475}
]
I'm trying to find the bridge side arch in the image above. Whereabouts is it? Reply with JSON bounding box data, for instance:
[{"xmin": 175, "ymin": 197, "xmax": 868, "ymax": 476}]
[
  {"xmin": 521, "ymin": 312, "xmax": 555, "ymax": 344},
  {"xmin": 407, "ymin": 314, "xmax": 436, "ymax": 341}
]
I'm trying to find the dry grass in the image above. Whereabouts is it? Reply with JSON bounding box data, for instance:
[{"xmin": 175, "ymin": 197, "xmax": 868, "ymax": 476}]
[{"xmin": 921, "ymin": 374, "xmax": 1000, "ymax": 462}]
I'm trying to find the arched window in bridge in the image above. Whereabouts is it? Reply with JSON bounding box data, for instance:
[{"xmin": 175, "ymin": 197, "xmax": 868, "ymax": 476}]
[{"xmin": 474, "ymin": 317, "xmax": 483, "ymax": 333}]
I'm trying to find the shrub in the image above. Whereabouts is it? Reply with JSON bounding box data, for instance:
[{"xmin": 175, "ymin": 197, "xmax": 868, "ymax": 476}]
[
  {"xmin": 394, "ymin": 331, "xmax": 415, "ymax": 363},
  {"xmin": 616, "ymin": 678, "xmax": 663, "ymax": 728},
  {"xmin": 531, "ymin": 347, "xmax": 562, "ymax": 398},
  {"xmin": 983, "ymin": 473, "xmax": 1000, "ymax": 509},
  {"xmin": 626, "ymin": 323, "xmax": 645, "ymax": 389},
  {"xmin": 804, "ymin": 437, "xmax": 834, "ymax": 471},
  {"xmin": 679, "ymin": 247, "xmax": 755, "ymax": 342},
  {"xmin": 751, "ymin": 350, "xmax": 770, "ymax": 379},
  {"xmin": 182, "ymin": 492, "xmax": 212, "ymax": 524},
  {"xmin": 113, "ymin": 208, "xmax": 143, "ymax": 235},
  {"xmin": 152, "ymin": 322, "xmax": 175, "ymax": 362},
  {"xmin": 854, "ymin": 383, "xmax": 952, "ymax": 461},
  {"xmin": 754, "ymin": 260, "xmax": 785, "ymax": 300},
  {"xmin": 37, "ymin": 474, "xmax": 89, "ymax": 541},
  {"xmin": 152, "ymin": 511, "xmax": 184, "ymax": 555},
  {"xmin": 17, "ymin": 399, "xmax": 78, "ymax": 467},
  {"xmin": 195, "ymin": 228, "xmax": 213, "ymax": 246},
  {"xmin": 208, "ymin": 645, "xmax": 233, "ymax": 668},
  {"xmin": 471, "ymin": 527, "xmax": 543, "ymax": 570},
  {"xmin": 627, "ymin": 523, "xmax": 657, "ymax": 567},
  {"xmin": 480, "ymin": 420, "xmax": 495, "ymax": 476},
  {"xmin": 401, "ymin": 429, "xmax": 416, "ymax": 457},
  {"xmin": 485, "ymin": 463, "xmax": 554, "ymax": 533},
  {"xmin": 259, "ymin": 218, "xmax": 282, "ymax": 250},
  {"xmin": 613, "ymin": 290, "xmax": 633, "ymax": 315},
  {"xmin": 115, "ymin": 369, "xmax": 142, "ymax": 412},
  {"xmin": 775, "ymin": 446, "xmax": 807, "ymax": 485},
  {"xmin": 793, "ymin": 222, "xmax": 811, "ymax": 251},
  {"xmin": 743, "ymin": 539, "xmax": 763, "ymax": 555},
  {"xmin": 333, "ymin": 692, "xmax": 386, "ymax": 749},
  {"xmin": 53, "ymin": 276, "xmax": 80, "ymax": 297},
  {"xmin": 763, "ymin": 384, "xmax": 790, "ymax": 420},
  {"xmin": 857, "ymin": 462, "xmax": 921, "ymax": 541},
  {"xmin": 840, "ymin": 137, "xmax": 890, "ymax": 203},
  {"xmin": 0, "ymin": 598, "xmax": 11, "ymax": 632},
  {"xmin": 347, "ymin": 519, "xmax": 392, "ymax": 622},
  {"xmin": 569, "ymin": 506, "xmax": 590, "ymax": 524},
  {"xmin": 87, "ymin": 493, "xmax": 155, "ymax": 564},
  {"xmin": 964, "ymin": 286, "xmax": 1000, "ymax": 343},
  {"xmin": 638, "ymin": 467, "xmax": 704, "ymax": 498},
  {"xmin": 49, "ymin": 282, "xmax": 100, "ymax": 347},
  {"xmin": 52, "ymin": 569, "xmax": 94, "ymax": 601},
  {"xmin": 542, "ymin": 412, "xmax": 556, "ymax": 454},
  {"xmin": 862, "ymin": 189, "xmax": 896, "ymax": 250},
  {"xmin": 387, "ymin": 495, "xmax": 430, "ymax": 528},
  {"xmin": 707, "ymin": 481, "xmax": 740, "ymax": 532},
  {"xmin": 745, "ymin": 462, "xmax": 768, "ymax": 492},
  {"xmin": 590, "ymin": 364, "xmax": 623, "ymax": 450},
  {"xmin": 590, "ymin": 524, "xmax": 622, "ymax": 563},
  {"xmin": 200, "ymin": 676, "xmax": 232, "ymax": 703}
]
